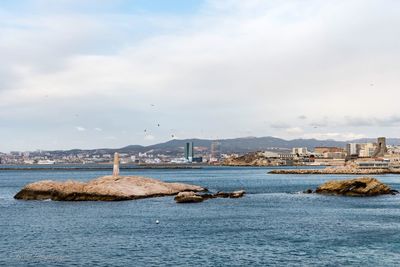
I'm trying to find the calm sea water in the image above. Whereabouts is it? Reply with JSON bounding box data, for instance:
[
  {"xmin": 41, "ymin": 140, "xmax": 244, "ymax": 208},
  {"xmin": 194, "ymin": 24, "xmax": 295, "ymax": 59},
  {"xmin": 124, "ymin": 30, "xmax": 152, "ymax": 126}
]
[{"xmin": 0, "ymin": 166, "xmax": 399, "ymax": 266}]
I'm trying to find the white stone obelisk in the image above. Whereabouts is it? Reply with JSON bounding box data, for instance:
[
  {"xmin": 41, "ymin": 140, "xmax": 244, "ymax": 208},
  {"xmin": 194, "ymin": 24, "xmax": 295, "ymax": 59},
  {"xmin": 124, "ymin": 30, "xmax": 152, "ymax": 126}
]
[{"xmin": 113, "ymin": 152, "xmax": 120, "ymax": 177}]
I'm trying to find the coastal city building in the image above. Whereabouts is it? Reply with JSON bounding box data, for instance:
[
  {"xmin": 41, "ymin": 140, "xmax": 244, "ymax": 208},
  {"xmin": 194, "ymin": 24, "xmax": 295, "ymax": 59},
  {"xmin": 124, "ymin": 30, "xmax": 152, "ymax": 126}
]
[
  {"xmin": 184, "ymin": 142, "xmax": 194, "ymax": 162},
  {"xmin": 314, "ymin": 147, "xmax": 344, "ymax": 154},
  {"xmin": 358, "ymin": 143, "xmax": 376, "ymax": 157},
  {"xmin": 346, "ymin": 143, "xmax": 358, "ymax": 157},
  {"xmin": 292, "ymin": 147, "xmax": 308, "ymax": 156},
  {"xmin": 210, "ymin": 141, "xmax": 221, "ymax": 162},
  {"xmin": 0, "ymin": 136, "xmax": 398, "ymax": 167}
]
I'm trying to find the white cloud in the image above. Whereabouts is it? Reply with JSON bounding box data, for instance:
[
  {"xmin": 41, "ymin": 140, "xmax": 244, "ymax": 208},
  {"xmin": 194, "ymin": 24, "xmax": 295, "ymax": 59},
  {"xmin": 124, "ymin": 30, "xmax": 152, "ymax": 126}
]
[
  {"xmin": 144, "ymin": 134, "xmax": 155, "ymax": 141},
  {"xmin": 75, "ymin": 126, "xmax": 86, "ymax": 132},
  {"xmin": 303, "ymin": 132, "xmax": 366, "ymax": 141},
  {"xmin": 270, "ymin": 123, "xmax": 291, "ymax": 129},
  {"xmin": 285, "ymin": 127, "xmax": 304, "ymax": 135},
  {"xmin": 94, "ymin": 127, "xmax": 103, "ymax": 132},
  {"xmin": 1, "ymin": 0, "xmax": 400, "ymax": 151}
]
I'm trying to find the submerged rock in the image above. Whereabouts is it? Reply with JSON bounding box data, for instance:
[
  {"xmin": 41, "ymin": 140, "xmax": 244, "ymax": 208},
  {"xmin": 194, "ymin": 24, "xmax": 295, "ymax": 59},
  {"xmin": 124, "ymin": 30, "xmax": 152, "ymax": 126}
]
[
  {"xmin": 214, "ymin": 190, "xmax": 246, "ymax": 198},
  {"xmin": 315, "ymin": 177, "xmax": 394, "ymax": 197},
  {"xmin": 174, "ymin": 192, "xmax": 204, "ymax": 203},
  {"xmin": 14, "ymin": 175, "xmax": 205, "ymax": 201},
  {"xmin": 175, "ymin": 190, "xmax": 246, "ymax": 203},
  {"xmin": 230, "ymin": 190, "xmax": 246, "ymax": 198}
]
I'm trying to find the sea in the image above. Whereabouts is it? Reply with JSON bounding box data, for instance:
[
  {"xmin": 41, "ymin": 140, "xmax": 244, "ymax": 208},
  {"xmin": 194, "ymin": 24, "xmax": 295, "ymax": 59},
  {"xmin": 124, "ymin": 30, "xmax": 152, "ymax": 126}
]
[{"xmin": 0, "ymin": 166, "xmax": 399, "ymax": 266}]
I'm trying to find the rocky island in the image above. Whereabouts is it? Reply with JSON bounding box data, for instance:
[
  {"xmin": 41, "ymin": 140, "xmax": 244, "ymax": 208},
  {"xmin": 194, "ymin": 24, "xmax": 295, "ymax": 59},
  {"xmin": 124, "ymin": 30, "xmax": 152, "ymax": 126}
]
[
  {"xmin": 14, "ymin": 152, "xmax": 208, "ymax": 201},
  {"xmin": 14, "ymin": 153, "xmax": 246, "ymax": 202},
  {"xmin": 14, "ymin": 175, "xmax": 206, "ymax": 201},
  {"xmin": 314, "ymin": 177, "xmax": 397, "ymax": 196}
]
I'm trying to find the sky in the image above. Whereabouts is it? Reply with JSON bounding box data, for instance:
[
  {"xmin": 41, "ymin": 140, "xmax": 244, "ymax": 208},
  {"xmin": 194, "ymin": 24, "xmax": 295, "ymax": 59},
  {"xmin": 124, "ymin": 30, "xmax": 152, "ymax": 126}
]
[{"xmin": 1, "ymin": 0, "xmax": 400, "ymax": 152}]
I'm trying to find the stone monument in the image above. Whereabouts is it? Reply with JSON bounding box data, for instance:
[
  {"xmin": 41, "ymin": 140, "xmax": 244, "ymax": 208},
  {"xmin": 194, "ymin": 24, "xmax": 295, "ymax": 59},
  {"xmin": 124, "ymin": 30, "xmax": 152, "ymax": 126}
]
[{"xmin": 113, "ymin": 152, "xmax": 120, "ymax": 176}]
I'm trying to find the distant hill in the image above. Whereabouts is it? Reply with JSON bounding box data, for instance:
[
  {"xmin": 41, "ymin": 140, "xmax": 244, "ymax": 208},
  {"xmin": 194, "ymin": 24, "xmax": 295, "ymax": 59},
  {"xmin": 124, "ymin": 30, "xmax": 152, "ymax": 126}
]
[
  {"xmin": 140, "ymin": 136, "xmax": 347, "ymax": 154},
  {"xmin": 38, "ymin": 136, "xmax": 394, "ymax": 156}
]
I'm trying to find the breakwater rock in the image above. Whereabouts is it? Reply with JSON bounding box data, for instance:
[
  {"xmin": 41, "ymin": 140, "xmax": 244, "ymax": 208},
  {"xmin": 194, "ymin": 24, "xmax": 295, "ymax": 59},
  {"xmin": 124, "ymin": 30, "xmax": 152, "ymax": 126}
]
[
  {"xmin": 14, "ymin": 175, "xmax": 205, "ymax": 201},
  {"xmin": 316, "ymin": 177, "xmax": 396, "ymax": 196},
  {"xmin": 175, "ymin": 190, "xmax": 246, "ymax": 203},
  {"xmin": 269, "ymin": 167, "xmax": 400, "ymax": 175}
]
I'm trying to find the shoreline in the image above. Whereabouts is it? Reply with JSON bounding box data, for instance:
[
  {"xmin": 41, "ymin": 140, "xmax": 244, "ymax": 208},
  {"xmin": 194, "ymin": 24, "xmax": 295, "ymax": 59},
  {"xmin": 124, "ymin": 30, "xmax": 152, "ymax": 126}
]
[
  {"xmin": 269, "ymin": 168, "xmax": 400, "ymax": 175},
  {"xmin": 0, "ymin": 164, "xmax": 204, "ymax": 171}
]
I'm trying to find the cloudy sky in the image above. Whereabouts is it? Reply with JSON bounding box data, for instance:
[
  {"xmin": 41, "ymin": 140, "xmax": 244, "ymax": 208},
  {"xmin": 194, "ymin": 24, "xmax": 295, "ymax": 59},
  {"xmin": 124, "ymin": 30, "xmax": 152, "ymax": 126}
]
[{"xmin": 1, "ymin": 0, "xmax": 400, "ymax": 151}]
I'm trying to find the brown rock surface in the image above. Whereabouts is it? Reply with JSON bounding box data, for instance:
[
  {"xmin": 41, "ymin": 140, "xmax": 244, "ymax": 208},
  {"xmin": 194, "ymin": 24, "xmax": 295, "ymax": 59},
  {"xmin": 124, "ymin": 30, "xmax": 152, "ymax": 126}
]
[
  {"xmin": 14, "ymin": 175, "xmax": 205, "ymax": 201},
  {"xmin": 230, "ymin": 190, "xmax": 246, "ymax": 198},
  {"xmin": 222, "ymin": 152, "xmax": 271, "ymax": 166},
  {"xmin": 175, "ymin": 190, "xmax": 246, "ymax": 203},
  {"xmin": 315, "ymin": 177, "xmax": 393, "ymax": 196},
  {"xmin": 214, "ymin": 190, "xmax": 246, "ymax": 198},
  {"xmin": 174, "ymin": 192, "xmax": 204, "ymax": 203}
]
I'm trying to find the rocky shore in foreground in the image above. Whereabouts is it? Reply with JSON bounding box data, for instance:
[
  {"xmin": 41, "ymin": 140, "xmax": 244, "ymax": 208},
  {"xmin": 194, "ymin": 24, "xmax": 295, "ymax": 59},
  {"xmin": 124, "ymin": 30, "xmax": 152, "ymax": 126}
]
[
  {"xmin": 14, "ymin": 175, "xmax": 206, "ymax": 201},
  {"xmin": 269, "ymin": 167, "xmax": 400, "ymax": 175}
]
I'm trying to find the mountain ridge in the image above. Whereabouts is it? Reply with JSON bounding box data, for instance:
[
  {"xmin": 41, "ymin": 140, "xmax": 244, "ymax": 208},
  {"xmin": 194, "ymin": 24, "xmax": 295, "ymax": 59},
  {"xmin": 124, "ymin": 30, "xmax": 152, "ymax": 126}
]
[{"xmin": 30, "ymin": 136, "xmax": 400, "ymax": 155}]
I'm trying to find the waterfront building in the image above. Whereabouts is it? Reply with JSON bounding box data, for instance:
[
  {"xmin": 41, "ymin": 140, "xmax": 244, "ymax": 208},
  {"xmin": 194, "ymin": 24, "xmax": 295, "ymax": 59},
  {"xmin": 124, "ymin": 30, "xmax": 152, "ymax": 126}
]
[
  {"xmin": 210, "ymin": 141, "xmax": 221, "ymax": 162},
  {"xmin": 346, "ymin": 143, "xmax": 359, "ymax": 156},
  {"xmin": 357, "ymin": 161, "xmax": 389, "ymax": 169},
  {"xmin": 192, "ymin": 157, "xmax": 203, "ymax": 163},
  {"xmin": 324, "ymin": 151, "xmax": 346, "ymax": 159},
  {"xmin": 292, "ymin": 147, "xmax": 308, "ymax": 156},
  {"xmin": 262, "ymin": 151, "xmax": 280, "ymax": 158},
  {"xmin": 314, "ymin": 147, "xmax": 344, "ymax": 154},
  {"xmin": 184, "ymin": 142, "xmax": 194, "ymax": 162},
  {"xmin": 358, "ymin": 143, "xmax": 376, "ymax": 157}
]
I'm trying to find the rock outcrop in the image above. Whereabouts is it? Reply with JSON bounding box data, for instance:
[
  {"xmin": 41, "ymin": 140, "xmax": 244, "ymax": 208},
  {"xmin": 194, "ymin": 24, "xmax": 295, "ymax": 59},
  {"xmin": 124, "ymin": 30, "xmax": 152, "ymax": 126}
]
[
  {"xmin": 14, "ymin": 175, "xmax": 205, "ymax": 201},
  {"xmin": 174, "ymin": 190, "xmax": 246, "ymax": 203},
  {"xmin": 222, "ymin": 152, "xmax": 272, "ymax": 166},
  {"xmin": 315, "ymin": 177, "xmax": 395, "ymax": 196},
  {"xmin": 214, "ymin": 190, "xmax": 246, "ymax": 198},
  {"xmin": 174, "ymin": 192, "xmax": 204, "ymax": 203}
]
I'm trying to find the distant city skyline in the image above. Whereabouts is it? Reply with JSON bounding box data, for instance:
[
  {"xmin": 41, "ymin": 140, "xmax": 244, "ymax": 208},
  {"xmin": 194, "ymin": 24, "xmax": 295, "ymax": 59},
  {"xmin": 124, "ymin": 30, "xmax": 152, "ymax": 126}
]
[
  {"xmin": 1, "ymin": 135, "xmax": 399, "ymax": 154},
  {"xmin": 1, "ymin": 0, "xmax": 400, "ymax": 151}
]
